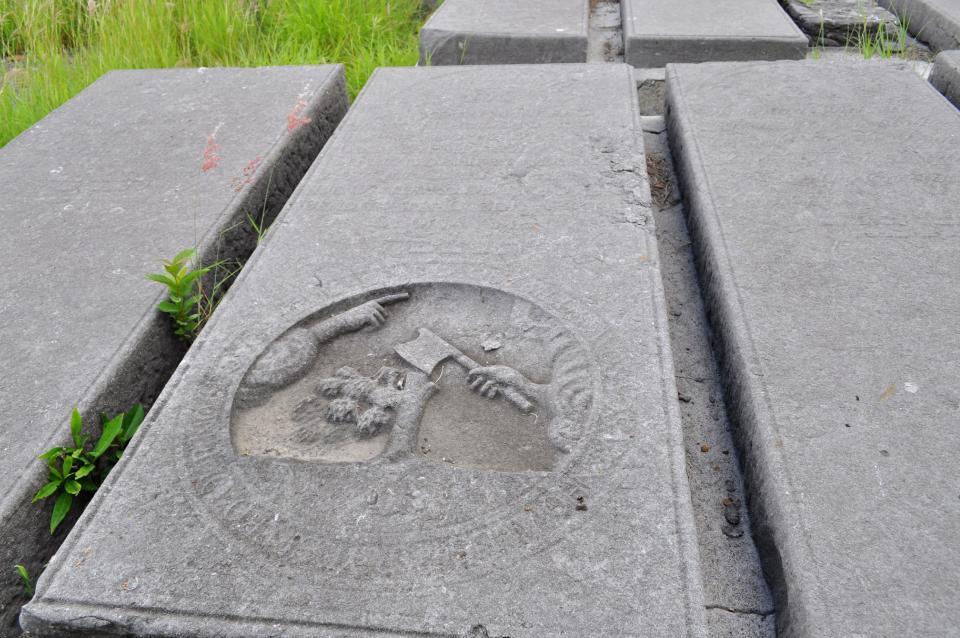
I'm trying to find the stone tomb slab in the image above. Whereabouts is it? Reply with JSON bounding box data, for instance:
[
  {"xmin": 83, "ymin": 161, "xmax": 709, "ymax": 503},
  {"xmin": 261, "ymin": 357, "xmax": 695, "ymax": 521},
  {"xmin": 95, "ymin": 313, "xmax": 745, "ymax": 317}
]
[
  {"xmin": 931, "ymin": 49, "xmax": 960, "ymax": 105},
  {"xmin": 0, "ymin": 66, "xmax": 346, "ymax": 633},
  {"xmin": 419, "ymin": 0, "xmax": 589, "ymax": 65},
  {"xmin": 622, "ymin": 0, "xmax": 807, "ymax": 67},
  {"xmin": 878, "ymin": 0, "xmax": 960, "ymax": 50},
  {"xmin": 23, "ymin": 65, "xmax": 708, "ymax": 637},
  {"xmin": 666, "ymin": 59, "xmax": 960, "ymax": 636}
]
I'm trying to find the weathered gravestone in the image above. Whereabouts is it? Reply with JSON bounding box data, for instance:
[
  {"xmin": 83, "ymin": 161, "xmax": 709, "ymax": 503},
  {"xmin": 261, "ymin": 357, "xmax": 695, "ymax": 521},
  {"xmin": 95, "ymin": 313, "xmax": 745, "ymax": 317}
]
[
  {"xmin": 0, "ymin": 66, "xmax": 347, "ymax": 634},
  {"xmin": 419, "ymin": 0, "xmax": 589, "ymax": 64},
  {"xmin": 878, "ymin": 0, "xmax": 960, "ymax": 50},
  {"xmin": 931, "ymin": 49, "xmax": 960, "ymax": 106},
  {"xmin": 666, "ymin": 59, "xmax": 960, "ymax": 636},
  {"xmin": 622, "ymin": 0, "xmax": 807, "ymax": 66},
  {"xmin": 781, "ymin": 0, "xmax": 901, "ymax": 46},
  {"xmin": 23, "ymin": 65, "xmax": 708, "ymax": 637}
]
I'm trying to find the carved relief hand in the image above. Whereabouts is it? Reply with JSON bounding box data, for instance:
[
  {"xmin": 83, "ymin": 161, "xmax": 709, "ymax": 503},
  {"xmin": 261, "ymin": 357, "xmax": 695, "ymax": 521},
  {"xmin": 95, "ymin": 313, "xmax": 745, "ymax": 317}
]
[
  {"xmin": 339, "ymin": 293, "xmax": 409, "ymax": 332},
  {"xmin": 468, "ymin": 365, "xmax": 539, "ymax": 414},
  {"xmin": 468, "ymin": 365, "xmax": 526, "ymax": 398}
]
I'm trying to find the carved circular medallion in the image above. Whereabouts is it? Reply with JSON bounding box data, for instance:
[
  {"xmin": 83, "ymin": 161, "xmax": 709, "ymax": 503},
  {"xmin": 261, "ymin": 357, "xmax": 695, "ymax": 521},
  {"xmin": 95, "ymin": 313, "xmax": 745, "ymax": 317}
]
[
  {"xmin": 232, "ymin": 283, "xmax": 594, "ymax": 472},
  {"xmin": 184, "ymin": 283, "xmax": 601, "ymax": 587}
]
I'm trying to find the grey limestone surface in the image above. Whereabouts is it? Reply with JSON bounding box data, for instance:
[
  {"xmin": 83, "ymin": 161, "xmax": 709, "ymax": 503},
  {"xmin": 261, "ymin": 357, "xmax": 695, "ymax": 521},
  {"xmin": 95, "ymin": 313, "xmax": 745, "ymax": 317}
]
[
  {"xmin": 931, "ymin": 49, "xmax": 960, "ymax": 104},
  {"xmin": 878, "ymin": 0, "xmax": 960, "ymax": 49},
  {"xmin": 419, "ymin": 0, "xmax": 589, "ymax": 65},
  {"xmin": 666, "ymin": 58, "xmax": 960, "ymax": 637},
  {"xmin": 23, "ymin": 64, "xmax": 708, "ymax": 637},
  {"xmin": 705, "ymin": 609, "xmax": 775, "ymax": 638},
  {"xmin": 635, "ymin": 68, "xmax": 666, "ymax": 114},
  {"xmin": 622, "ymin": 0, "xmax": 807, "ymax": 66},
  {"xmin": 0, "ymin": 66, "xmax": 347, "ymax": 635}
]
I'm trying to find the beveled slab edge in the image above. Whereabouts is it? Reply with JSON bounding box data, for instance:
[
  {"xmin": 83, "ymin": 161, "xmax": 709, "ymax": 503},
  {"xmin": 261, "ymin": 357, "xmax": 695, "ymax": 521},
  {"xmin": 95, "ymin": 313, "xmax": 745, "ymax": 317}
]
[
  {"xmin": 420, "ymin": 28, "xmax": 588, "ymax": 65},
  {"xmin": 664, "ymin": 61, "xmax": 820, "ymax": 636},
  {"xmin": 931, "ymin": 50, "xmax": 960, "ymax": 107},
  {"xmin": 22, "ymin": 599, "xmax": 455, "ymax": 638},
  {"xmin": 621, "ymin": 0, "xmax": 807, "ymax": 67},
  {"xmin": 418, "ymin": 1, "xmax": 590, "ymax": 64},
  {"xmin": 624, "ymin": 64, "xmax": 711, "ymax": 638},
  {"xmin": 7, "ymin": 65, "xmax": 348, "ymax": 635},
  {"xmin": 878, "ymin": 0, "xmax": 960, "ymax": 51}
]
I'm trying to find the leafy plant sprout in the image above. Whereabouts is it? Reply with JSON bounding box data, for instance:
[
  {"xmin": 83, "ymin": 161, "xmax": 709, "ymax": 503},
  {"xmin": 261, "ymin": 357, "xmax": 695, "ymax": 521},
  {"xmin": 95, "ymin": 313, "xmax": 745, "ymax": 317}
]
[
  {"xmin": 147, "ymin": 249, "xmax": 211, "ymax": 341},
  {"xmin": 14, "ymin": 564, "xmax": 32, "ymax": 596},
  {"xmin": 147, "ymin": 249, "xmax": 237, "ymax": 342},
  {"xmin": 33, "ymin": 405, "xmax": 145, "ymax": 533}
]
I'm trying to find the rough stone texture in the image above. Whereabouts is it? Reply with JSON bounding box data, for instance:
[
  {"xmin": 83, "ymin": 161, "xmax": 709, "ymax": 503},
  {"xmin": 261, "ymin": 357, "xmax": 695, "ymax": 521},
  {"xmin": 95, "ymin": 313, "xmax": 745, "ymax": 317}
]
[
  {"xmin": 635, "ymin": 68, "xmax": 666, "ymax": 115},
  {"xmin": 706, "ymin": 609, "xmax": 775, "ymax": 638},
  {"xmin": 642, "ymin": 116, "xmax": 775, "ymax": 632},
  {"xmin": 878, "ymin": 0, "xmax": 960, "ymax": 50},
  {"xmin": 622, "ymin": 0, "xmax": 807, "ymax": 67},
  {"xmin": 666, "ymin": 58, "xmax": 960, "ymax": 637},
  {"xmin": 807, "ymin": 44, "xmax": 935, "ymax": 68},
  {"xmin": 23, "ymin": 64, "xmax": 708, "ymax": 638},
  {"xmin": 931, "ymin": 49, "xmax": 960, "ymax": 105},
  {"xmin": 419, "ymin": 0, "xmax": 589, "ymax": 64},
  {"xmin": 588, "ymin": 0, "xmax": 625, "ymax": 63},
  {"xmin": 0, "ymin": 66, "xmax": 347, "ymax": 636},
  {"xmin": 782, "ymin": 0, "xmax": 901, "ymax": 46}
]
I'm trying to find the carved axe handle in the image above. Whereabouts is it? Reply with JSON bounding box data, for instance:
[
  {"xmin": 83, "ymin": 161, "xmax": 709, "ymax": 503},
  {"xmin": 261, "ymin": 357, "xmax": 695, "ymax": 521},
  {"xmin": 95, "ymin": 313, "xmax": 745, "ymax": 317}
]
[{"xmin": 452, "ymin": 353, "xmax": 534, "ymax": 414}]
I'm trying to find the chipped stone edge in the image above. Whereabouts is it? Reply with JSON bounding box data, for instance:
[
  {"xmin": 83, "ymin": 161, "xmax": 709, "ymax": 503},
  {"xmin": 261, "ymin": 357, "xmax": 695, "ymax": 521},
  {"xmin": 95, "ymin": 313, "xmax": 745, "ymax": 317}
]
[{"xmin": 15, "ymin": 64, "xmax": 348, "ymax": 636}]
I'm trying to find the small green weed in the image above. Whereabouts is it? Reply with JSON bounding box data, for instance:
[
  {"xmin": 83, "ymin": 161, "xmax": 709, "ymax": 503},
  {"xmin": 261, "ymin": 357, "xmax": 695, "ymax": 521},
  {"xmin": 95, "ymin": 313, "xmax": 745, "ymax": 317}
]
[
  {"xmin": 246, "ymin": 212, "xmax": 268, "ymax": 243},
  {"xmin": 856, "ymin": 15, "xmax": 910, "ymax": 58},
  {"xmin": 33, "ymin": 405, "xmax": 145, "ymax": 533},
  {"xmin": 147, "ymin": 249, "xmax": 234, "ymax": 343},
  {"xmin": 14, "ymin": 564, "xmax": 32, "ymax": 596},
  {"xmin": 245, "ymin": 169, "xmax": 275, "ymax": 243},
  {"xmin": 147, "ymin": 249, "xmax": 208, "ymax": 340},
  {"xmin": 811, "ymin": 8, "xmax": 826, "ymax": 57}
]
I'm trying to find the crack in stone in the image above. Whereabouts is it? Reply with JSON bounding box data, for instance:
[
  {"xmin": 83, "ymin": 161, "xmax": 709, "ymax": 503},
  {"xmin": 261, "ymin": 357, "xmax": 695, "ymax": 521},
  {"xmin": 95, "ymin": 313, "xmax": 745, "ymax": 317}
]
[{"xmin": 706, "ymin": 604, "xmax": 776, "ymax": 617}]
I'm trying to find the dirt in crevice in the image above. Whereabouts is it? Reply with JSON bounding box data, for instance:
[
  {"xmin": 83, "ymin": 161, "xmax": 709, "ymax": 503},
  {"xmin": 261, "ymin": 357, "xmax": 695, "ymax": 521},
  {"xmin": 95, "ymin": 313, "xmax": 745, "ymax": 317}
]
[{"xmin": 642, "ymin": 115, "xmax": 777, "ymax": 638}]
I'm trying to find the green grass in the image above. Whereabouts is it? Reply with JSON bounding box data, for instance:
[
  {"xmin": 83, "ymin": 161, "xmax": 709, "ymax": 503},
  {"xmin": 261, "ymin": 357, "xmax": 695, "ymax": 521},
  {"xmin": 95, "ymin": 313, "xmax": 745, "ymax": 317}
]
[
  {"xmin": 854, "ymin": 15, "xmax": 910, "ymax": 59},
  {"xmin": 0, "ymin": 0, "xmax": 430, "ymax": 147}
]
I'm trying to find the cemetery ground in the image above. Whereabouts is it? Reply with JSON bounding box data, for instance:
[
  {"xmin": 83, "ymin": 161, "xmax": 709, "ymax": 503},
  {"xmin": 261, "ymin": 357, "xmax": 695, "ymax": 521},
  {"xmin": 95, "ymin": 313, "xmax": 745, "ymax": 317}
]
[{"xmin": 2, "ymin": 0, "xmax": 959, "ymax": 637}]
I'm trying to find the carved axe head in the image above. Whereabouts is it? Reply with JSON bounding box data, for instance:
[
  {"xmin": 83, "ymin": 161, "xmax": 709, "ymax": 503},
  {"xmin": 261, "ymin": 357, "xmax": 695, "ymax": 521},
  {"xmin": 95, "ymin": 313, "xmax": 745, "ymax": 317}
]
[{"xmin": 394, "ymin": 328, "xmax": 462, "ymax": 375}]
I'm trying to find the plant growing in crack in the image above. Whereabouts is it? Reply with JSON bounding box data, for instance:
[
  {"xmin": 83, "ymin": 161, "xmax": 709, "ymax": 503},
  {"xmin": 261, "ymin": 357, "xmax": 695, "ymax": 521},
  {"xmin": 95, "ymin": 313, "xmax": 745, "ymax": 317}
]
[
  {"xmin": 14, "ymin": 564, "xmax": 32, "ymax": 596},
  {"xmin": 147, "ymin": 248, "xmax": 237, "ymax": 342},
  {"xmin": 147, "ymin": 249, "xmax": 210, "ymax": 341},
  {"xmin": 33, "ymin": 405, "xmax": 144, "ymax": 533}
]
